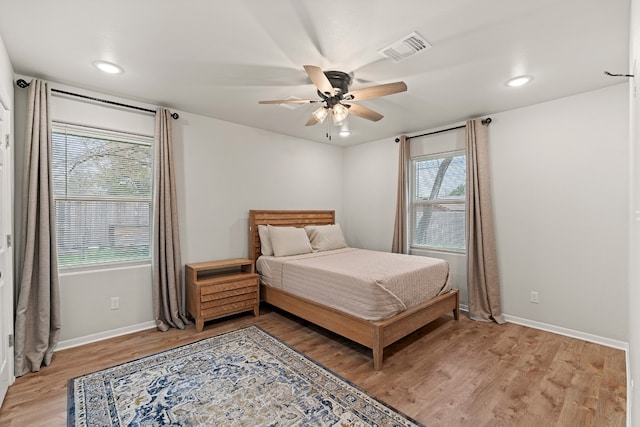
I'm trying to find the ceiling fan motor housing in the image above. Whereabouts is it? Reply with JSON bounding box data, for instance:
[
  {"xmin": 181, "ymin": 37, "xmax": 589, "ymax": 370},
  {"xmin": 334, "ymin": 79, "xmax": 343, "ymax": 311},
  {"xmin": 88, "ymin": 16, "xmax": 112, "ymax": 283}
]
[{"xmin": 317, "ymin": 71, "xmax": 352, "ymax": 102}]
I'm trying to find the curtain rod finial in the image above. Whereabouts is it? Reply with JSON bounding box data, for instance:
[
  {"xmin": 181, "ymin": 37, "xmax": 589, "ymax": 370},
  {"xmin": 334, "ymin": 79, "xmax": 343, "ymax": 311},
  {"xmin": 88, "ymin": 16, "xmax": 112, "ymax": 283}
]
[
  {"xmin": 604, "ymin": 71, "xmax": 634, "ymax": 78},
  {"xmin": 16, "ymin": 79, "xmax": 29, "ymax": 88},
  {"xmin": 481, "ymin": 117, "xmax": 492, "ymax": 125},
  {"xmin": 171, "ymin": 112, "xmax": 179, "ymax": 120},
  {"xmin": 395, "ymin": 137, "xmax": 400, "ymax": 143}
]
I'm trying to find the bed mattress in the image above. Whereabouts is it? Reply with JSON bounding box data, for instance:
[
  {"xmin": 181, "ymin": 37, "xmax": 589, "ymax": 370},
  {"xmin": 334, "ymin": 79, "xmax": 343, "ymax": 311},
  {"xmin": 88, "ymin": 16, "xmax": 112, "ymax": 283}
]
[{"xmin": 257, "ymin": 247, "xmax": 451, "ymax": 321}]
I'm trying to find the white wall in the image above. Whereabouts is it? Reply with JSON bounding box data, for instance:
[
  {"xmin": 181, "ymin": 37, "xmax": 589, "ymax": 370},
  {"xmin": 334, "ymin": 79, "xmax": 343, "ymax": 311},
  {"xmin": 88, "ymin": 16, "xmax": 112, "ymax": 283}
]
[
  {"xmin": 0, "ymin": 35, "xmax": 12, "ymax": 112},
  {"xmin": 342, "ymin": 138, "xmax": 397, "ymax": 251},
  {"xmin": 343, "ymin": 83, "xmax": 629, "ymax": 343},
  {"xmin": 173, "ymin": 111, "xmax": 344, "ymax": 264},
  {"xmin": 628, "ymin": 0, "xmax": 639, "ymax": 422},
  {"xmin": 13, "ymin": 82, "xmax": 344, "ymax": 345},
  {"xmin": 490, "ymin": 83, "xmax": 629, "ymax": 341},
  {"xmin": 58, "ymin": 265, "xmax": 154, "ymax": 342}
]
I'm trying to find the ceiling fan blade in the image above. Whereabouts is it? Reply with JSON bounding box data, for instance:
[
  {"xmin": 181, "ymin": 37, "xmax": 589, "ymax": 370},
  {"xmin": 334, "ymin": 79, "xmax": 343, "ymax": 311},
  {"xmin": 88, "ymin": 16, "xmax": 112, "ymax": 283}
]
[
  {"xmin": 303, "ymin": 65, "xmax": 334, "ymax": 96},
  {"xmin": 346, "ymin": 81, "xmax": 407, "ymax": 101},
  {"xmin": 305, "ymin": 115, "xmax": 320, "ymax": 126},
  {"xmin": 345, "ymin": 103, "xmax": 384, "ymax": 122},
  {"xmin": 258, "ymin": 99, "xmax": 316, "ymax": 104}
]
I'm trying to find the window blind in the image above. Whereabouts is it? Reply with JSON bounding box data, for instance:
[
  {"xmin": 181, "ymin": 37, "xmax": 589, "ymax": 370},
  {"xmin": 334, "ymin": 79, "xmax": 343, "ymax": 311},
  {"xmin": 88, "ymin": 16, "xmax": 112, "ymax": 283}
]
[
  {"xmin": 51, "ymin": 123, "xmax": 153, "ymax": 267},
  {"xmin": 412, "ymin": 151, "xmax": 466, "ymax": 252}
]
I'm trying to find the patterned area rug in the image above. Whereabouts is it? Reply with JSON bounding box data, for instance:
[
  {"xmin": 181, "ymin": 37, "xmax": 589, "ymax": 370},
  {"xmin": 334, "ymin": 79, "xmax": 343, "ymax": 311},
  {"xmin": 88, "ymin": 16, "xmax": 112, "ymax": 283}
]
[{"xmin": 68, "ymin": 325, "xmax": 423, "ymax": 426}]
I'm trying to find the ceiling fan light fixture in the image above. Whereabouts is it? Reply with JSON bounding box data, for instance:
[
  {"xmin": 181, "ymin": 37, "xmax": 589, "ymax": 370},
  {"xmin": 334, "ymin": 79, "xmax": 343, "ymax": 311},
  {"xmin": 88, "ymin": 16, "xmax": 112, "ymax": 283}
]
[
  {"xmin": 312, "ymin": 106, "xmax": 329, "ymax": 123},
  {"xmin": 332, "ymin": 104, "xmax": 349, "ymax": 126}
]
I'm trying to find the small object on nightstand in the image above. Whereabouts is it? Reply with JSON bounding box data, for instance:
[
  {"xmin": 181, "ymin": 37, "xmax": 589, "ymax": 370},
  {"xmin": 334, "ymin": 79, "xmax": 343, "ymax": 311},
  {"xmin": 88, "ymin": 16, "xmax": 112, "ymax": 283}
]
[{"xmin": 185, "ymin": 258, "xmax": 259, "ymax": 332}]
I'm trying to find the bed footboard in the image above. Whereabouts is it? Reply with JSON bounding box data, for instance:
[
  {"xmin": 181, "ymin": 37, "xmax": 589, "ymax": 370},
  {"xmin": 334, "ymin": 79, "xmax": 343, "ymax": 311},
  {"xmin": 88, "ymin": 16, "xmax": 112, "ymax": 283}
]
[{"xmin": 262, "ymin": 285, "xmax": 459, "ymax": 370}]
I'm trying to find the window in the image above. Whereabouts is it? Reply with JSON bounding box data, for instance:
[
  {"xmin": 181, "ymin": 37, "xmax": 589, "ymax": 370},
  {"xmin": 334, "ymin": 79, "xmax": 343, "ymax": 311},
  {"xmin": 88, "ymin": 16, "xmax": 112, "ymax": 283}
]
[
  {"xmin": 52, "ymin": 123, "xmax": 153, "ymax": 267},
  {"xmin": 411, "ymin": 150, "xmax": 466, "ymax": 252}
]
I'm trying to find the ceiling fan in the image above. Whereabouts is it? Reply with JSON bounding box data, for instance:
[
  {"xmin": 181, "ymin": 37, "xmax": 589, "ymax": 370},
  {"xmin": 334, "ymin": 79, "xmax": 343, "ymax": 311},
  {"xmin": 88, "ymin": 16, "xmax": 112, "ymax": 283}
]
[{"xmin": 258, "ymin": 65, "xmax": 407, "ymax": 127}]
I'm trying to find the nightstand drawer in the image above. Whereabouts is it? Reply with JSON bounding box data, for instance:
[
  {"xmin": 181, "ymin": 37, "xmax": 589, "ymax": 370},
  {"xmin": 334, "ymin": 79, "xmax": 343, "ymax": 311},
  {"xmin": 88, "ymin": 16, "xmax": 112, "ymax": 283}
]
[
  {"xmin": 201, "ymin": 286, "xmax": 256, "ymax": 303},
  {"xmin": 201, "ymin": 299, "xmax": 256, "ymax": 318},
  {"xmin": 201, "ymin": 292, "xmax": 257, "ymax": 310},
  {"xmin": 200, "ymin": 278, "xmax": 258, "ymax": 296}
]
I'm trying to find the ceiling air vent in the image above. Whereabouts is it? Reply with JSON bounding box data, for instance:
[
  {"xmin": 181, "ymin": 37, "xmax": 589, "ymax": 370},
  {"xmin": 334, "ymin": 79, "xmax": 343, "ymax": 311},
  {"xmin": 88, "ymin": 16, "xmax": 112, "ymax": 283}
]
[{"xmin": 378, "ymin": 31, "xmax": 432, "ymax": 63}]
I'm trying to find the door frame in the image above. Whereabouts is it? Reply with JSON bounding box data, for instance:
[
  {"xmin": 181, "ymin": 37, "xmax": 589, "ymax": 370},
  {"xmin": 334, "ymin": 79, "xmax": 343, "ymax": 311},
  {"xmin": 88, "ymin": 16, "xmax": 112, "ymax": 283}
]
[{"xmin": 0, "ymin": 97, "xmax": 14, "ymax": 407}]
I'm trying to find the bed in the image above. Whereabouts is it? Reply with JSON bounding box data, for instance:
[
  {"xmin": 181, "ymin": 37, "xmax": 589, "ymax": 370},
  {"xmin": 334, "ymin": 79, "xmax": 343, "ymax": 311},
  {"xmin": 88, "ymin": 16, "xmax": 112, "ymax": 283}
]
[{"xmin": 249, "ymin": 209, "xmax": 459, "ymax": 370}]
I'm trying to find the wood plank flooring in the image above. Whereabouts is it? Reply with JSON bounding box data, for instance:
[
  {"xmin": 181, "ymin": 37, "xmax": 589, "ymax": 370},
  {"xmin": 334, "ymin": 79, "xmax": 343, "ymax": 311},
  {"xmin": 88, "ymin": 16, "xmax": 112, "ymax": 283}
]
[{"xmin": 0, "ymin": 307, "xmax": 626, "ymax": 426}]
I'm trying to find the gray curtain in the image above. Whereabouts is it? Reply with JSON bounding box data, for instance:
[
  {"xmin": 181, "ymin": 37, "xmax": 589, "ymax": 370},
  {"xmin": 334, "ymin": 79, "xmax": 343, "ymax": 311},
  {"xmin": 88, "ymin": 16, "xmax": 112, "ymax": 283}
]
[
  {"xmin": 392, "ymin": 135, "xmax": 409, "ymax": 254},
  {"xmin": 152, "ymin": 108, "xmax": 188, "ymax": 331},
  {"xmin": 14, "ymin": 79, "xmax": 61, "ymax": 376},
  {"xmin": 466, "ymin": 119, "xmax": 505, "ymax": 323}
]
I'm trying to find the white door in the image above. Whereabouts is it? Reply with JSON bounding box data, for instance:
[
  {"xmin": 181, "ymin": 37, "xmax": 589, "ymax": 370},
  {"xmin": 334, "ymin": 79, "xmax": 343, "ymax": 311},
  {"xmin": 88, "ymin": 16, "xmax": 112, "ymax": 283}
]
[{"xmin": 0, "ymin": 101, "xmax": 14, "ymax": 407}]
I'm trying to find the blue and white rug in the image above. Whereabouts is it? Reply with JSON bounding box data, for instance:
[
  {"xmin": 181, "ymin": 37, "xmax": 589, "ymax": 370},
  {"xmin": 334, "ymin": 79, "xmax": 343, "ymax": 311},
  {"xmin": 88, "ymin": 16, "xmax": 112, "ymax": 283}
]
[{"xmin": 68, "ymin": 325, "xmax": 423, "ymax": 426}]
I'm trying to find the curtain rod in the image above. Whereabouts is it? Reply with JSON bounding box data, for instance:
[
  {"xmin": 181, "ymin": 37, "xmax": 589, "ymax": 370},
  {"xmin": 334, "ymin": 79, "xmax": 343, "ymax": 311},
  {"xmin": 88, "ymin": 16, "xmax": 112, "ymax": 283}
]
[
  {"xmin": 15, "ymin": 78, "xmax": 179, "ymax": 119},
  {"xmin": 395, "ymin": 117, "xmax": 492, "ymax": 142}
]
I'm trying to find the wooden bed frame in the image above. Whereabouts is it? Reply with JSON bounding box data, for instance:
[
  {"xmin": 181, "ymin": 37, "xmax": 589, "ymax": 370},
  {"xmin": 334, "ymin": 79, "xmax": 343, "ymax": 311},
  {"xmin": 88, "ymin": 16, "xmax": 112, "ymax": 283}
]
[{"xmin": 248, "ymin": 209, "xmax": 459, "ymax": 370}]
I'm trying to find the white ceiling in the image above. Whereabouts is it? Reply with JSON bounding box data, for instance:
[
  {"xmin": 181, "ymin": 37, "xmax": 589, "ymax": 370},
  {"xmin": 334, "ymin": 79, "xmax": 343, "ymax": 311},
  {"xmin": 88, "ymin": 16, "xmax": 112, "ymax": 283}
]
[{"xmin": 0, "ymin": 0, "xmax": 631, "ymax": 146}]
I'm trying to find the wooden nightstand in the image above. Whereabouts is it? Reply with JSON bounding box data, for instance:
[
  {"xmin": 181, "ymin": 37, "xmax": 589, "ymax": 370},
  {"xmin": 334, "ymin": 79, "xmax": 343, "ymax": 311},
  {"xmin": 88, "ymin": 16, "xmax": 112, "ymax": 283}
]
[{"xmin": 185, "ymin": 258, "xmax": 259, "ymax": 332}]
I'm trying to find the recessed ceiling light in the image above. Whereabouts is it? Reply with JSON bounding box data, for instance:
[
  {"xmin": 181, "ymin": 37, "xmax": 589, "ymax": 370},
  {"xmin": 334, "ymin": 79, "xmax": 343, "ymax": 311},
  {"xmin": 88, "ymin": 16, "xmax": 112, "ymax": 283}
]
[
  {"xmin": 93, "ymin": 60, "xmax": 123, "ymax": 74},
  {"xmin": 505, "ymin": 75, "xmax": 533, "ymax": 87}
]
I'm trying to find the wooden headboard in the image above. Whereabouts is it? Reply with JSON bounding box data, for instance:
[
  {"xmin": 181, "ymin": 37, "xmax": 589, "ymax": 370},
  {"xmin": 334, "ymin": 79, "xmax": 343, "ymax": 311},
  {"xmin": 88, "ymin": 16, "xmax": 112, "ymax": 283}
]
[{"xmin": 248, "ymin": 210, "xmax": 335, "ymax": 261}]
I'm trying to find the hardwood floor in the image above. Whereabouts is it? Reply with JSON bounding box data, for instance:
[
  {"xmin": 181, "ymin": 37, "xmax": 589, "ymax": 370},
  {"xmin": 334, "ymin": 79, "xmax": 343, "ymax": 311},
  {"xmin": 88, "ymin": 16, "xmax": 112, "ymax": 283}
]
[{"xmin": 0, "ymin": 307, "xmax": 626, "ymax": 426}]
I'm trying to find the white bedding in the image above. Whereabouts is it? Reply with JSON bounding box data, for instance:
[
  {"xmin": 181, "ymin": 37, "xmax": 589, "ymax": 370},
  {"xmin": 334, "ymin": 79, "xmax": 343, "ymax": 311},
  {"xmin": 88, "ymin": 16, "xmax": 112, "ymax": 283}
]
[{"xmin": 257, "ymin": 248, "xmax": 451, "ymax": 321}]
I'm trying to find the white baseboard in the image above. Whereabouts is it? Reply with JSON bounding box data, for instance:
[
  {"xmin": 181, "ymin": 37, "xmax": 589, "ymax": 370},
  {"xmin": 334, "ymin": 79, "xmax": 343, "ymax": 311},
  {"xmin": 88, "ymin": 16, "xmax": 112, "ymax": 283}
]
[
  {"xmin": 502, "ymin": 314, "xmax": 629, "ymax": 351},
  {"xmin": 459, "ymin": 304, "xmax": 628, "ymax": 351},
  {"xmin": 56, "ymin": 321, "xmax": 157, "ymax": 352}
]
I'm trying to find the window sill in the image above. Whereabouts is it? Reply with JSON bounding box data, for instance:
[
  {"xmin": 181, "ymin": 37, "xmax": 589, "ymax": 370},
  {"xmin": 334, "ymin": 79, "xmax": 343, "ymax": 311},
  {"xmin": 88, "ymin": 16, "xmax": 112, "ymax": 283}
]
[
  {"xmin": 58, "ymin": 259, "xmax": 152, "ymax": 276},
  {"xmin": 410, "ymin": 247, "xmax": 466, "ymax": 256}
]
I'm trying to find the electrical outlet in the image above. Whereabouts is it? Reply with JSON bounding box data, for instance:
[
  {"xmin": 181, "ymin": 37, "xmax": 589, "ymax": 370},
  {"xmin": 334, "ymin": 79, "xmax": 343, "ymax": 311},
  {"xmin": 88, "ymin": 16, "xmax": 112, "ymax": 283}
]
[
  {"xmin": 110, "ymin": 297, "xmax": 120, "ymax": 310},
  {"xmin": 530, "ymin": 291, "xmax": 539, "ymax": 304}
]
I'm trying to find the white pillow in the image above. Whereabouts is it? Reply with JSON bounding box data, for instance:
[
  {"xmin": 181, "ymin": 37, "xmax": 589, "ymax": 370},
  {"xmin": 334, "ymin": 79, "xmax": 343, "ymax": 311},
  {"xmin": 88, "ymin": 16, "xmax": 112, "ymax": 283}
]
[
  {"xmin": 304, "ymin": 224, "xmax": 348, "ymax": 252},
  {"xmin": 258, "ymin": 225, "xmax": 273, "ymax": 256},
  {"xmin": 268, "ymin": 225, "xmax": 313, "ymax": 257}
]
